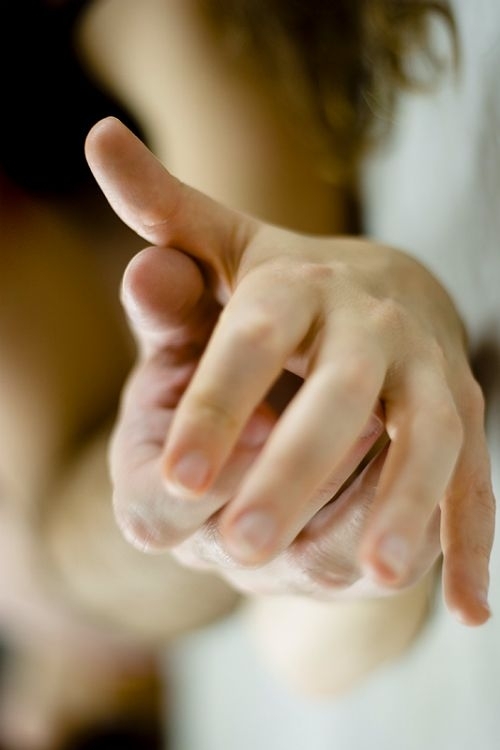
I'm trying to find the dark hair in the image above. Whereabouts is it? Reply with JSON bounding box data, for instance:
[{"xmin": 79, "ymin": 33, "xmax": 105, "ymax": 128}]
[
  {"xmin": 201, "ymin": 0, "xmax": 457, "ymax": 184},
  {"xmin": 0, "ymin": 0, "xmax": 143, "ymax": 196}
]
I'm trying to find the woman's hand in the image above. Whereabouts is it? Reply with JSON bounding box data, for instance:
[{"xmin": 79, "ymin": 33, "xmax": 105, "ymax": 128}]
[{"xmin": 85, "ymin": 117, "xmax": 495, "ymax": 626}]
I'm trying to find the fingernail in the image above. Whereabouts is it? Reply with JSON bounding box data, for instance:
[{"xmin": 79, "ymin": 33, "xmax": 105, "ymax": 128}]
[
  {"xmin": 227, "ymin": 510, "xmax": 277, "ymax": 559},
  {"xmin": 240, "ymin": 413, "xmax": 273, "ymax": 448},
  {"xmin": 361, "ymin": 414, "xmax": 384, "ymax": 440},
  {"xmin": 166, "ymin": 450, "xmax": 211, "ymax": 495},
  {"xmin": 478, "ymin": 590, "xmax": 492, "ymax": 617},
  {"xmin": 376, "ymin": 534, "xmax": 410, "ymax": 579}
]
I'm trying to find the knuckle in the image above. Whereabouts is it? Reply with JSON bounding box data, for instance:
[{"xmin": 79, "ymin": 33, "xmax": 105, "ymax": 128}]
[
  {"xmin": 184, "ymin": 519, "xmax": 263, "ymax": 572},
  {"xmin": 290, "ymin": 544, "xmax": 359, "ymax": 591},
  {"xmin": 114, "ymin": 502, "xmax": 181, "ymax": 551},
  {"xmin": 335, "ymin": 352, "xmax": 381, "ymax": 395},
  {"xmin": 113, "ymin": 467, "xmax": 208, "ymax": 551},
  {"xmin": 296, "ymin": 261, "xmax": 336, "ymax": 287},
  {"xmin": 198, "ymin": 521, "xmax": 238, "ymax": 568},
  {"xmin": 371, "ymin": 298, "xmax": 410, "ymax": 338},
  {"xmin": 230, "ymin": 311, "xmax": 281, "ymax": 354},
  {"xmin": 189, "ymin": 390, "xmax": 240, "ymax": 432}
]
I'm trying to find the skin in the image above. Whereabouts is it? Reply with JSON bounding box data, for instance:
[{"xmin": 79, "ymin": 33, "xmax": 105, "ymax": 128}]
[
  {"xmin": 70, "ymin": 12, "xmax": 496, "ymax": 710},
  {"xmin": 0, "ymin": 184, "xmax": 150, "ymax": 748},
  {"xmin": 85, "ymin": 116, "xmax": 494, "ymax": 628},
  {"xmin": 0, "ymin": 2, "xmax": 494, "ymax": 739},
  {"xmin": 0, "ymin": 176, "xmax": 238, "ymax": 748}
]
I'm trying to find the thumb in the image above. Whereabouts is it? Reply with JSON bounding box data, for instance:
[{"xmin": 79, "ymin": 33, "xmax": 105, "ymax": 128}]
[
  {"xmin": 85, "ymin": 117, "xmax": 258, "ymax": 282},
  {"xmin": 121, "ymin": 245, "xmax": 219, "ymax": 356}
]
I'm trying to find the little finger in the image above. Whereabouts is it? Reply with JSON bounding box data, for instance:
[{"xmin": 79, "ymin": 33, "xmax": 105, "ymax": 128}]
[{"xmin": 359, "ymin": 362, "xmax": 463, "ymax": 585}]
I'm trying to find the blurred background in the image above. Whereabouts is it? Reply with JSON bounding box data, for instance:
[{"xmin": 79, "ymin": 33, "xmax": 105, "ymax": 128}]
[{"xmin": 1, "ymin": 2, "xmax": 499, "ymax": 750}]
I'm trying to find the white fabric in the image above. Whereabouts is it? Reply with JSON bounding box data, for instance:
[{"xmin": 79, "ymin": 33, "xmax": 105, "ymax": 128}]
[{"xmin": 167, "ymin": 2, "xmax": 500, "ymax": 747}]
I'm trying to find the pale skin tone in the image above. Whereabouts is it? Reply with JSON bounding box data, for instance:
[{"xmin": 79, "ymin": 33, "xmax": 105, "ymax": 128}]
[
  {"xmin": 0, "ymin": 178, "xmax": 238, "ymax": 749},
  {"xmin": 85, "ymin": 117, "xmax": 494, "ymax": 630},
  {"xmin": 0, "ymin": 0, "xmax": 495, "ymax": 743},
  {"xmin": 77, "ymin": 0, "xmax": 493, "ymax": 690}
]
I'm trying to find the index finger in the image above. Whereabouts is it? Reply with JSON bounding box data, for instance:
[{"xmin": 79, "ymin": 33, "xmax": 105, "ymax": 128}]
[{"xmin": 84, "ymin": 117, "xmax": 258, "ymax": 281}]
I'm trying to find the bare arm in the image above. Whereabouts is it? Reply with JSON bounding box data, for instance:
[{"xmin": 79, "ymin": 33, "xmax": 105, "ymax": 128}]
[
  {"xmin": 76, "ymin": 0, "xmax": 492, "ymax": 694},
  {"xmin": 0, "ymin": 186, "xmax": 238, "ymax": 643}
]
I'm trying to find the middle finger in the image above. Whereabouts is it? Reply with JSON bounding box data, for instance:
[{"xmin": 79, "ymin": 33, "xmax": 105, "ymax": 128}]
[{"xmin": 219, "ymin": 329, "xmax": 386, "ymax": 563}]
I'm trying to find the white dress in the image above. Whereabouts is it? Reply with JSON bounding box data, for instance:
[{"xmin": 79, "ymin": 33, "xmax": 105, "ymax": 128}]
[{"xmin": 167, "ymin": 2, "xmax": 500, "ymax": 747}]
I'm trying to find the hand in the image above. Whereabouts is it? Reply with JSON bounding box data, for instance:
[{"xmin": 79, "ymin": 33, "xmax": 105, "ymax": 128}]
[{"xmin": 85, "ymin": 117, "xmax": 495, "ymax": 626}]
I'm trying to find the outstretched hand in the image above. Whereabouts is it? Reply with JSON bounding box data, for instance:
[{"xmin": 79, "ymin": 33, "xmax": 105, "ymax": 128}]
[{"xmin": 85, "ymin": 117, "xmax": 495, "ymax": 626}]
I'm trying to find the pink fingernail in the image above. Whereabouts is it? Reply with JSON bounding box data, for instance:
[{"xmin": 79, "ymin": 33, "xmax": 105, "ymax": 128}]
[
  {"xmin": 240, "ymin": 413, "xmax": 273, "ymax": 448},
  {"xmin": 228, "ymin": 510, "xmax": 276, "ymax": 558},
  {"xmin": 167, "ymin": 450, "xmax": 211, "ymax": 495},
  {"xmin": 361, "ymin": 414, "xmax": 384, "ymax": 440}
]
